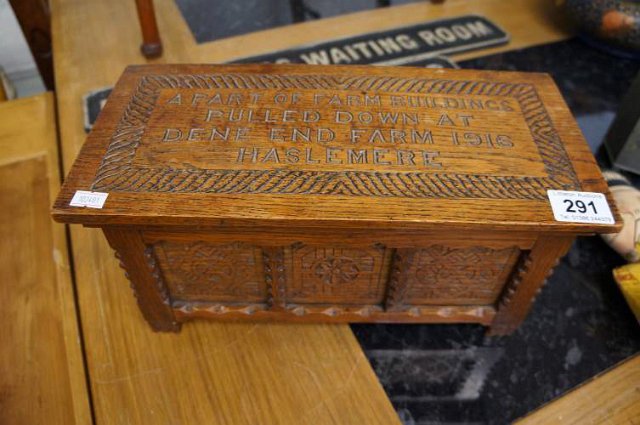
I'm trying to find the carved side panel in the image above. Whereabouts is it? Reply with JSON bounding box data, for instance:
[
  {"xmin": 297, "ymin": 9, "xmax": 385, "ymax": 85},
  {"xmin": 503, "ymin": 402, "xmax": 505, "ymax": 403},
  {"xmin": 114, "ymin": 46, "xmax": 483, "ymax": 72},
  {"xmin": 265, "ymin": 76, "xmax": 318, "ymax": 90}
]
[
  {"xmin": 285, "ymin": 244, "xmax": 391, "ymax": 305},
  {"xmin": 153, "ymin": 241, "xmax": 267, "ymax": 303},
  {"xmin": 397, "ymin": 245, "xmax": 521, "ymax": 305}
]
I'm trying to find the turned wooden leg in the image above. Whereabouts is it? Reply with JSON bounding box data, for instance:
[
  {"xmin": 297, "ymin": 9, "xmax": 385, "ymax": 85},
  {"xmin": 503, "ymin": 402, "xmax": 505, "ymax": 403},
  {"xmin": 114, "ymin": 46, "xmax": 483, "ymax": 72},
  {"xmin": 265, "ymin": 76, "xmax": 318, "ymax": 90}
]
[
  {"xmin": 9, "ymin": 0, "xmax": 55, "ymax": 90},
  {"xmin": 103, "ymin": 228, "xmax": 180, "ymax": 332},
  {"xmin": 488, "ymin": 235, "xmax": 574, "ymax": 336},
  {"xmin": 0, "ymin": 79, "xmax": 6, "ymax": 102},
  {"xmin": 134, "ymin": 0, "xmax": 163, "ymax": 58}
]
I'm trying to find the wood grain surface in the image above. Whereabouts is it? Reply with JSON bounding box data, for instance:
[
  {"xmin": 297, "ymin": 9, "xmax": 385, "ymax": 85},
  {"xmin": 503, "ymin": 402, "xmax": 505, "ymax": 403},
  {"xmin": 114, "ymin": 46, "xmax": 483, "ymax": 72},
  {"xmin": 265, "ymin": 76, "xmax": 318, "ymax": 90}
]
[
  {"xmin": 53, "ymin": 64, "xmax": 619, "ymax": 233},
  {"xmin": 49, "ymin": 0, "xmax": 583, "ymax": 422},
  {"xmin": 50, "ymin": 62, "xmax": 618, "ymax": 332},
  {"xmin": 516, "ymin": 354, "xmax": 640, "ymax": 424},
  {"xmin": 50, "ymin": 1, "xmax": 420, "ymax": 423},
  {"xmin": 0, "ymin": 94, "xmax": 91, "ymax": 424}
]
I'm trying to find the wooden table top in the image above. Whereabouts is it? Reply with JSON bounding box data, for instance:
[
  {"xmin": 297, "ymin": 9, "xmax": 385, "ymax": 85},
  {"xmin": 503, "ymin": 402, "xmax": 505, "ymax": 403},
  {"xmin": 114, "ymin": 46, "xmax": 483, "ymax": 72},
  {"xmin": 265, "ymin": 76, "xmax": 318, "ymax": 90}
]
[
  {"xmin": 0, "ymin": 94, "xmax": 91, "ymax": 425},
  {"xmin": 516, "ymin": 354, "xmax": 640, "ymax": 424}
]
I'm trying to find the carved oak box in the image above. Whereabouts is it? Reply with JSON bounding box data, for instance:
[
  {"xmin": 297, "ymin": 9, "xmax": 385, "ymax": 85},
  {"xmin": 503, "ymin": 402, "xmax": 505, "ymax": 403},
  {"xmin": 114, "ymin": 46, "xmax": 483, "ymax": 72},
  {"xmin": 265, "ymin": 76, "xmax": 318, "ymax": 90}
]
[{"xmin": 53, "ymin": 64, "xmax": 620, "ymax": 335}]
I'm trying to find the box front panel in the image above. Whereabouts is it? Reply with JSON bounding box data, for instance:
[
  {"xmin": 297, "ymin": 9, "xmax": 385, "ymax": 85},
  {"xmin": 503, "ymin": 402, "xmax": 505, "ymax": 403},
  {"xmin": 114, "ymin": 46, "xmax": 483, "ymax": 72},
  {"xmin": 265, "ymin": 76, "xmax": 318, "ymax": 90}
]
[{"xmin": 146, "ymin": 231, "xmax": 527, "ymax": 320}]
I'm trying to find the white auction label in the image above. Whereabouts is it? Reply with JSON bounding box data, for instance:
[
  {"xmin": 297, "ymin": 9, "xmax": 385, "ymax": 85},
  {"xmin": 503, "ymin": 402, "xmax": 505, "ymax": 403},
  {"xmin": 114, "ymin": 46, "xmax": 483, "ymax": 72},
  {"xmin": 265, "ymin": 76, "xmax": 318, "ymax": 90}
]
[
  {"xmin": 69, "ymin": 190, "xmax": 109, "ymax": 209},
  {"xmin": 547, "ymin": 190, "xmax": 614, "ymax": 224}
]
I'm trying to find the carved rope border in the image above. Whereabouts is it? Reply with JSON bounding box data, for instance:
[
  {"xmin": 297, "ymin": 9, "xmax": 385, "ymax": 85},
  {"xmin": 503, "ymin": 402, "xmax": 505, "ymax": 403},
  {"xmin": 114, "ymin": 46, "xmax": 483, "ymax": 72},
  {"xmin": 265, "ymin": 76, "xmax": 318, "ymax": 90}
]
[{"xmin": 91, "ymin": 74, "xmax": 580, "ymax": 199}]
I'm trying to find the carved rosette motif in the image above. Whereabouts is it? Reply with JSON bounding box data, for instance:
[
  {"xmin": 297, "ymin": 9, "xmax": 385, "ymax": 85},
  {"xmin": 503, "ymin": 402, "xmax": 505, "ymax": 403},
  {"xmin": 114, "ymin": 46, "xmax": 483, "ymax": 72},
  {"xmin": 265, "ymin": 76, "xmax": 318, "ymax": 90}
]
[
  {"xmin": 312, "ymin": 256, "xmax": 360, "ymax": 285},
  {"xmin": 91, "ymin": 73, "xmax": 580, "ymax": 199},
  {"xmin": 287, "ymin": 244, "xmax": 389, "ymax": 304}
]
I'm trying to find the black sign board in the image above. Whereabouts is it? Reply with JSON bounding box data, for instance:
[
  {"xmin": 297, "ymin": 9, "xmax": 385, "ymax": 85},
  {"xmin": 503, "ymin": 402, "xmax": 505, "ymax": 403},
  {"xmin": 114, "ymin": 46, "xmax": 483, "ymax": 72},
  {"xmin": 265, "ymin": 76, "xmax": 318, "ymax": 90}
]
[
  {"xmin": 84, "ymin": 15, "xmax": 508, "ymax": 132},
  {"xmin": 231, "ymin": 15, "xmax": 508, "ymax": 66}
]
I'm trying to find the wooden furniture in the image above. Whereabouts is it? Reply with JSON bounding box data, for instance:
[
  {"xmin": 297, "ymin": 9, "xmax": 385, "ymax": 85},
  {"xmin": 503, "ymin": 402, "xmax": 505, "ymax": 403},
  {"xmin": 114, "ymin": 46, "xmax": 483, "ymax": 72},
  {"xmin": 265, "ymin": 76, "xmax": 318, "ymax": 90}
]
[
  {"xmin": 0, "ymin": 94, "xmax": 91, "ymax": 424},
  {"xmin": 133, "ymin": 0, "xmax": 447, "ymax": 58},
  {"xmin": 516, "ymin": 354, "xmax": 640, "ymax": 424},
  {"xmin": 53, "ymin": 63, "xmax": 618, "ymax": 335},
  {"xmin": 0, "ymin": 79, "xmax": 6, "ymax": 101},
  {"xmin": 134, "ymin": 0, "xmax": 162, "ymax": 58},
  {"xmin": 9, "ymin": 0, "xmax": 55, "ymax": 90},
  {"xmin": 49, "ymin": 0, "xmax": 580, "ymax": 422}
]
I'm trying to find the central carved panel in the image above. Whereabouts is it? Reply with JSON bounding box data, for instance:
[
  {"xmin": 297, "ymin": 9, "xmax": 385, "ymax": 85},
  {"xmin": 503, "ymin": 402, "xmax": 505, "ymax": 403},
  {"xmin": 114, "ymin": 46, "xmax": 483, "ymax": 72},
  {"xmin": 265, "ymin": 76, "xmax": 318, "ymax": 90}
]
[
  {"xmin": 285, "ymin": 244, "xmax": 391, "ymax": 304},
  {"xmin": 313, "ymin": 256, "xmax": 361, "ymax": 285}
]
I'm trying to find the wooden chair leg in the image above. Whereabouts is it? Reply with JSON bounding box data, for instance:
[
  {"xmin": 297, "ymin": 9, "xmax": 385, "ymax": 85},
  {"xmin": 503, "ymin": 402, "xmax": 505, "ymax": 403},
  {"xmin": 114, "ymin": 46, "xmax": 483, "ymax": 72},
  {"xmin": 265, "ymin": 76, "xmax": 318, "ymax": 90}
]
[
  {"xmin": 9, "ymin": 0, "xmax": 55, "ymax": 90},
  {"xmin": 0, "ymin": 80, "xmax": 7, "ymax": 102},
  {"xmin": 134, "ymin": 0, "xmax": 163, "ymax": 58}
]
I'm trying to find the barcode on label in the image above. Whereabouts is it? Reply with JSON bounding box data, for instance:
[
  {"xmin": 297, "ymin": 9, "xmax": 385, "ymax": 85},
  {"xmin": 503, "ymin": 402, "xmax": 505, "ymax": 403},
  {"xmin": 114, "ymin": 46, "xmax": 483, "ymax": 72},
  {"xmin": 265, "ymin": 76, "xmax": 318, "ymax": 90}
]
[
  {"xmin": 547, "ymin": 190, "xmax": 614, "ymax": 224},
  {"xmin": 69, "ymin": 190, "xmax": 109, "ymax": 209}
]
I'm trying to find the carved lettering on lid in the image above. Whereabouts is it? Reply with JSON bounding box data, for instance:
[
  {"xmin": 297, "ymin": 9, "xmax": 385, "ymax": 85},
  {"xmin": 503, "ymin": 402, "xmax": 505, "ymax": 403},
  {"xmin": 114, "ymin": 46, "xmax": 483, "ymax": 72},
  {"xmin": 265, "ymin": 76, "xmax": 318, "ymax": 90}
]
[{"xmin": 91, "ymin": 73, "xmax": 580, "ymax": 199}]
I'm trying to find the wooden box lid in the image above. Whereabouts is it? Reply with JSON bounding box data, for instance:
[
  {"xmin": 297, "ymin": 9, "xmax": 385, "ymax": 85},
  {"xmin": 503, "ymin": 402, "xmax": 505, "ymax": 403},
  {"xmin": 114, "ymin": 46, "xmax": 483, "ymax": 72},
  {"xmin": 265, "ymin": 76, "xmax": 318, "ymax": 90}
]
[{"xmin": 53, "ymin": 64, "xmax": 620, "ymax": 233}]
